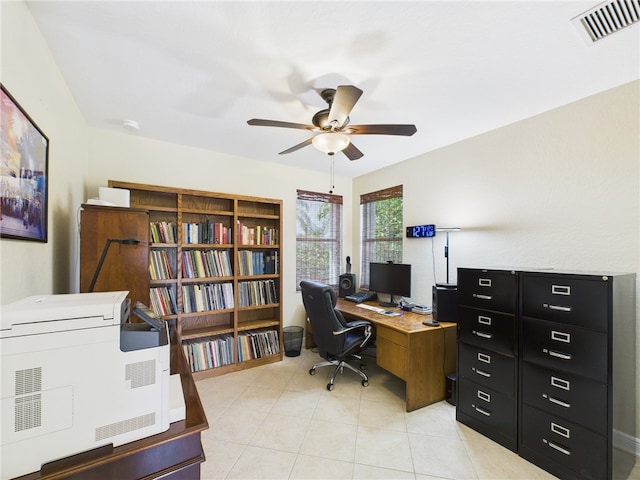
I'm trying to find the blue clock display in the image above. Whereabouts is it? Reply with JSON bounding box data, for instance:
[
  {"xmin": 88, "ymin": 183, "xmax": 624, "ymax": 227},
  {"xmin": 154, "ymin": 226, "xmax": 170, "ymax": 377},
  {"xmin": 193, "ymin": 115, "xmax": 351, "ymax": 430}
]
[{"xmin": 406, "ymin": 224, "xmax": 436, "ymax": 238}]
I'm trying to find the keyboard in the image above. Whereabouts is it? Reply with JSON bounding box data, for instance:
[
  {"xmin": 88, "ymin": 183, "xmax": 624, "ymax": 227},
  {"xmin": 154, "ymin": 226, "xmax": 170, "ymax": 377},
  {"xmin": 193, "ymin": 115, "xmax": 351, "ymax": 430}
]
[
  {"xmin": 355, "ymin": 303, "xmax": 401, "ymax": 316},
  {"xmin": 345, "ymin": 291, "xmax": 378, "ymax": 303}
]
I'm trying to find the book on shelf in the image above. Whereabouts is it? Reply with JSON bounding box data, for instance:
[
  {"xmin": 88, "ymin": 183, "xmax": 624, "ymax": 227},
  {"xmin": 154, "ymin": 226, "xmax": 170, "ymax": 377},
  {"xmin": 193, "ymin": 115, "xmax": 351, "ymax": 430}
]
[
  {"xmin": 149, "ymin": 286, "xmax": 177, "ymax": 316},
  {"xmin": 237, "ymin": 279, "xmax": 278, "ymax": 307},
  {"xmin": 149, "ymin": 250, "xmax": 174, "ymax": 280},
  {"xmin": 183, "ymin": 221, "xmax": 232, "ymax": 244},
  {"xmin": 237, "ymin": 221, "xmax": 278, "ymax": 246},
  {"xmin": 150, "ymin": 221, "xmax": 177, "ymax": 243},
  {"xmin": 182, "ymin": 282, "xmax": 234, "ymax": 313},
  {"xmin": 182, "ymin": 249, "xmax": 232, "ymax": 278},
  {"xmin": 183, "ymin": 334, "xmax": 234, "ymax": 372},
  {"xmin": 237, "ymin": 329, "xmax": 280, "ymax": 362}
]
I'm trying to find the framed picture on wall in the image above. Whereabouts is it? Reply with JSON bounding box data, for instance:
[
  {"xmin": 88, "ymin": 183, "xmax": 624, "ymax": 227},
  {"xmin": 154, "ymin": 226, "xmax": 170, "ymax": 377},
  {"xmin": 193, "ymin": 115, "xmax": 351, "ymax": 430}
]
[{"xmin": 1, "ymin": 84, "xmax": 49, "ymax": 242}]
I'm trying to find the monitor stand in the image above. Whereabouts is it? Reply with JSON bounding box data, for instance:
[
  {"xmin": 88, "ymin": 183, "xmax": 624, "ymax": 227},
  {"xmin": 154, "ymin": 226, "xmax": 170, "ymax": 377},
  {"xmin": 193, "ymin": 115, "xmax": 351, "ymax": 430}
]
[{"xmin": 379, "ymin": 295, "xmax": 398, "ymax": 308}]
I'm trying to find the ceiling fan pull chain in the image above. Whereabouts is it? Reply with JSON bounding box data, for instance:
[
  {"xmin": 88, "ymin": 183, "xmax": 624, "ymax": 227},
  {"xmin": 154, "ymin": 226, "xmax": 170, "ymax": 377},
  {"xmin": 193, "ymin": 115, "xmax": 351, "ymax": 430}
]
[{"xmin": 329, "ymin": 155, "xmax": 335, "ymax": 193}]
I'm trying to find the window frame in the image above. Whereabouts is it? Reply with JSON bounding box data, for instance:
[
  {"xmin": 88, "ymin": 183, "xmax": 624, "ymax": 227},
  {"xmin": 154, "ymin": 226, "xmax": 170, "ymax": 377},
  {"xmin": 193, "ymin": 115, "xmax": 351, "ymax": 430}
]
[{"xmin": 295, "ymin": 189, "xmax": 343, "ymax": 291}]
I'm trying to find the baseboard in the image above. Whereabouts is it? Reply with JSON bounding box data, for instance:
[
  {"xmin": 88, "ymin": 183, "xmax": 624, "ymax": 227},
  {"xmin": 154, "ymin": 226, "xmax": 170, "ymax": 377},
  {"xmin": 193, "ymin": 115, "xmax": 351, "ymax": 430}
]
[{"xmin": 614, "ymin": 429, "xmax": 640, "ymax": 458}]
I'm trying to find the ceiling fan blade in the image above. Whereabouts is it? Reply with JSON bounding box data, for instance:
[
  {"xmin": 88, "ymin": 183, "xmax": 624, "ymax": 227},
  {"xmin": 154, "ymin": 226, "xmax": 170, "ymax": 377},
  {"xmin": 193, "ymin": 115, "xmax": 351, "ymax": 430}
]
[
  {"xmin": 346, "ymin": 124, "xmax": 417, "ymax": 136},
  {"xmin": 278, "ymin": 137, "xmax": 313, "ymax": 155},
  {"xmin": 248, "ymin": 119, "xmax": 316, "ymax": 131},
  {"xmin": 328, "ymin": 85, "xmax": 363, "ymax": 127},
  {"xmin": 342, "ymin": 142, "xmax": 364, "ymax": 161}
]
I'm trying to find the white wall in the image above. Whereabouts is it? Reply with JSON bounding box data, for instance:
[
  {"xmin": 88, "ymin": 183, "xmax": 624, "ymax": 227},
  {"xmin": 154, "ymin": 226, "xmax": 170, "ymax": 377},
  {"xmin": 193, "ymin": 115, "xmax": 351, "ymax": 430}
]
[
  {"xmin": 0, "ymin": 1, "xmax": 88, "ymax": 303},
  {"xmin": 353, "ymin": 79, "xmax": 640, "ymax": 442},
  {"xmin": 85, "ymin": 127, "xmax": 353, "ymax": 329}
]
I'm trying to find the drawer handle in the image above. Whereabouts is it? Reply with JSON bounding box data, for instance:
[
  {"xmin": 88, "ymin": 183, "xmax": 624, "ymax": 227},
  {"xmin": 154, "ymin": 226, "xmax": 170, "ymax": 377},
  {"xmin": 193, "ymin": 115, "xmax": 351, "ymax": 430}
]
[
  {"xmin": 479, "ymin": 278, "xmax": 492, "ymax": 287},
  {"xmin": 551, "ymin": 422, "xmax": 571, "ymax": 439},
  {"xmin": 474, "ymin": 368, "xmax": 491, "ymax": 378},
  {"xmin": 477, "ymin": 353, "xmax": 491, "ymax": 364},
  {"xmin": 544, "ymin": 394, "xmax": 571, "ymax": 408},
  {"xmin": 546, "ymin": 440, "xmax": 571, "ymax": 456},
  {"xmin": 473, "ymin": 330, "xmax": 493, "ymax": 339},
  {"xmin": 546, "ymin": 304, "xmax": 572, "ymax": 313},
  {"xmin": 550, "ymin": 376, "xmax": 570, "ymax": 391},
  {"xmin": 551, "ymin": 331, "xmax": 571, "ymax": 343},
  {"xmin": 546, "ymin": 349, "xmax": 572, "ymax": 360},
  {"xmin": 552, "ymin": 285, "xmax": 571, "ymax": 296},
  {"xmin": 474, "ymin": 294, "xmax": 493, "ymax": 300},
  {"xmin": 477, "ymin": 390, "xmax": 491, "ymax": 402},
  {"xmin": 474, "ymin": 405, "xmax": 491, "ymax": 416},
  {"xmin": 478, "ymin": 315, "xmax": 492, "ymax": 326}
]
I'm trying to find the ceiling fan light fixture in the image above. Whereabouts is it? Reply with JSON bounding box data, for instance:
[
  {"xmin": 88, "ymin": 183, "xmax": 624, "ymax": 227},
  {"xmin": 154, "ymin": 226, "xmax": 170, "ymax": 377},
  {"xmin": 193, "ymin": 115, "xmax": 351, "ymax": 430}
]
[{"xmin": 312, "ymin": 132, "xmax": 350, "ymax": 155}]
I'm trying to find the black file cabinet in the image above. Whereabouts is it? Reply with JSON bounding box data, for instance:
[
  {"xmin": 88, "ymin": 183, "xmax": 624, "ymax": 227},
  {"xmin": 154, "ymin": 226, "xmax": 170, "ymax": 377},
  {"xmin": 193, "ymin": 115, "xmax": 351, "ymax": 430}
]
[
  {"xmin": 457, "ymin": 268, "xmax": 636, "ymax": 480},
  {"xmin": 456, "ymin": 268, "xmax": 518, "ymax": 451},
  {"xmin": 518, "ymin": 271, "xmax": 636, "ymax": 480}
]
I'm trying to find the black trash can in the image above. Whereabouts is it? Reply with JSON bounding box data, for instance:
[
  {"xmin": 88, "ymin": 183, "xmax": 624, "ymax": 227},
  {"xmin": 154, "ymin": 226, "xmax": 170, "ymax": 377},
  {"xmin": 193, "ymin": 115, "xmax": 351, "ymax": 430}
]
[{"xmin": 283, "ymin": 326, "xmax": 304, "ymax": 357}]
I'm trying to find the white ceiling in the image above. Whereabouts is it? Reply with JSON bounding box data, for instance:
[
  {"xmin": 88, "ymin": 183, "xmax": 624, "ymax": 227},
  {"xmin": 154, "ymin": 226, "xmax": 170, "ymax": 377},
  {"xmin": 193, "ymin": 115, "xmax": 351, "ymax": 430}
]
[{"xmin": 26, "ymin": 1, "xmax": 640, "ymax": 178}]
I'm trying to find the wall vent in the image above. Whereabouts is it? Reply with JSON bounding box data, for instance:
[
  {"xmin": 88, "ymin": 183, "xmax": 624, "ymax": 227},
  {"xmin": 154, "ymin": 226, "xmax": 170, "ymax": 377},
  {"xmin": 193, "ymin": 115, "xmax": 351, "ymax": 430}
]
[{"xmin": 572, "ymin": 0, "xmax": 640, "ymax": 43}]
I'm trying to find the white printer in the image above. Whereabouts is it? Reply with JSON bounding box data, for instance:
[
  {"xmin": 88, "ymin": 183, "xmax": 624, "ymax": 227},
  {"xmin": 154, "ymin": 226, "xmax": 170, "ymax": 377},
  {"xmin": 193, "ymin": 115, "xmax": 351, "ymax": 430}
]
[{"xmin": 0, "ymin": 291, "xmax": 170, "ymax": 479}]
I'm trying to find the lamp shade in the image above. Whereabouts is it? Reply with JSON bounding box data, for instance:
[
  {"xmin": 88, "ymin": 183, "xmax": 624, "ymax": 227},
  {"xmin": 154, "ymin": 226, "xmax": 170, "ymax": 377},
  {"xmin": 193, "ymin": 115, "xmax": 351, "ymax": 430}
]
[{"xmin": 312, "ymin": 132, "xmax": 350, "ymax": 155}]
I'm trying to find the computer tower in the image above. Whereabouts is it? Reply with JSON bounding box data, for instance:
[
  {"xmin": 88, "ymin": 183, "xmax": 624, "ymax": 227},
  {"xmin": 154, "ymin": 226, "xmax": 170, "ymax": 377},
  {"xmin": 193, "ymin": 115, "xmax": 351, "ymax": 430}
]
[
  {"xmin": 339, "ymin": 273, "xmax": 356, "ymax": 297},
  {"xmin": 432, "ymin": 284, "xmax": 458, "ymax": 322}
]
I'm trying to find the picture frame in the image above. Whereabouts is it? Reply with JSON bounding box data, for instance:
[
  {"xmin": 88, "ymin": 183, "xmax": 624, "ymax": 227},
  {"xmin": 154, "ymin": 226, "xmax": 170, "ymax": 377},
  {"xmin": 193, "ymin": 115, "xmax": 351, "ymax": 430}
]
[{"xmin": 1, "ymin": 84, "xmax": 49, "ymax": 242}]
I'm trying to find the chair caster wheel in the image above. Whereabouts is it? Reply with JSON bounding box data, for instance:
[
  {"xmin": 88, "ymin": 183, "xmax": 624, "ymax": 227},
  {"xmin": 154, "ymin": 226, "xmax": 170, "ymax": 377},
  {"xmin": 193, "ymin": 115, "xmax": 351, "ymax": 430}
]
[
  {"xmin": 309, "ymin": 368, "xmax": 316, "ymax": 376},
  {"xmin": 327, "ymin": 383, "xmax": 334, "ymax": 391},
  {"xmin": 362, "ymin": 380, "xmax": 369, "ymax": 387}
]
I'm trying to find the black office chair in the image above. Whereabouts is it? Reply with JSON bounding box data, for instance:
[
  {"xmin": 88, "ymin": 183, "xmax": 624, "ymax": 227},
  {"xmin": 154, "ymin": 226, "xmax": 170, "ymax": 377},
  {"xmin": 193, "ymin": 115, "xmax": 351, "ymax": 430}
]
[{"xmin": 300, "ymin": 280, "xmax": 373, "ymax": 391}]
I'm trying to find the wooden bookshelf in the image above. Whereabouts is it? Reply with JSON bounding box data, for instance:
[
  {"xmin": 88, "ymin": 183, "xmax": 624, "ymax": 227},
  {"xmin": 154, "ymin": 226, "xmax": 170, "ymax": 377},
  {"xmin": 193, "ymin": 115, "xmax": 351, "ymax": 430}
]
[{"xmin": 108, "ymin": 180, "xmax": 283, "ymax": 380}]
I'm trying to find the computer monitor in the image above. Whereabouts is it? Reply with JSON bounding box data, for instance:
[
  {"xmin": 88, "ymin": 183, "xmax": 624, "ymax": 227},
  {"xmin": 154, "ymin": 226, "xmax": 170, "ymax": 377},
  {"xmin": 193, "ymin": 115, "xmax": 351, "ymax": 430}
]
[{"xmin": 369, "ymin": 262, "xmax": 411, "ymax": 307}]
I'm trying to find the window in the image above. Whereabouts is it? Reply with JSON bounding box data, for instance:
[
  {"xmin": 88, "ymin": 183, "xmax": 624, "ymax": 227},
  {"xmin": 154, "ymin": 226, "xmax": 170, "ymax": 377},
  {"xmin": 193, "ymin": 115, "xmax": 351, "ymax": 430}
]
[
  {"xmin": 296, "ymin": 190, "xmax": 343, "ymax": 290},
  {"xmin": 360, "ymin": 185, "xmax": 403, "ymax": 288}
]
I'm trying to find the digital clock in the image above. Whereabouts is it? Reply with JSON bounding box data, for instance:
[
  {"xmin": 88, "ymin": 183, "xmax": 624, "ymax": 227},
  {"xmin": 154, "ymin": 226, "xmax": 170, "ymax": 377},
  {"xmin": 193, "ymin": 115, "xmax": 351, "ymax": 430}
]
[{"xmin": 406, "ymin": 224, "xmax": 436, "ymax": 238}]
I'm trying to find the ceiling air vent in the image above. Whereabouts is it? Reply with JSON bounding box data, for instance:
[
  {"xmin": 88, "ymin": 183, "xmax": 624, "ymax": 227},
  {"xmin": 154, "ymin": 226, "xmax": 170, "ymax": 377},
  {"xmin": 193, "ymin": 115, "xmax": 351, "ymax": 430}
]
[{"xmin": 572, "ymin": 0, "xmax": 640, "ymax": 43}]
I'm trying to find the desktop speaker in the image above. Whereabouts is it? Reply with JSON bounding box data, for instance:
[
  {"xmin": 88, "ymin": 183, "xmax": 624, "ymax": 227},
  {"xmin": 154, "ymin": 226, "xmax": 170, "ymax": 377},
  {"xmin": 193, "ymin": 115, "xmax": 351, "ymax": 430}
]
[
  {"xmin": 339, "ymin": 273, "xmax": 356, "ymax": 297},
  {"xmin": 432, "ymin": 284, "xmax": 459, "ymax": 322}
]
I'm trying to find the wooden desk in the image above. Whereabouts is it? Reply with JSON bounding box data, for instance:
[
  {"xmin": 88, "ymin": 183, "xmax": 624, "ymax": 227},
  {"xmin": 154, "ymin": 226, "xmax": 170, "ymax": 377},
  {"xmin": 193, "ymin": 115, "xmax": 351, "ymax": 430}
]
[
  {"xmin": 336, "ymin": 299, "xmax": 456, "ymax": 412},
  {"xmin": 16, "ymin": 325, "xmax": 209, "ymax": 480}
]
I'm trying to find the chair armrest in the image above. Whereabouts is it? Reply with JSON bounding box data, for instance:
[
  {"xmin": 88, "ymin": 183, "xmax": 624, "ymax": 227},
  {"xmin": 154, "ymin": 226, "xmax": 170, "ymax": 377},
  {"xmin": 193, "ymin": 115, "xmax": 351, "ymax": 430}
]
[{"xmin": 332, "ymin": 321, "xmax": 373, "ymax": 347}]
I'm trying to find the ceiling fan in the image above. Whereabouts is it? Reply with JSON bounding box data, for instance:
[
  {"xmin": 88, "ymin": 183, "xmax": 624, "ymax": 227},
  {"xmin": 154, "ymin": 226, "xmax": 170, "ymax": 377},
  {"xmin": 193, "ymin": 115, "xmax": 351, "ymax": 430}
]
[{"xmin": 247, "ymin": 85, "xmax": 417, "ymax": 160}]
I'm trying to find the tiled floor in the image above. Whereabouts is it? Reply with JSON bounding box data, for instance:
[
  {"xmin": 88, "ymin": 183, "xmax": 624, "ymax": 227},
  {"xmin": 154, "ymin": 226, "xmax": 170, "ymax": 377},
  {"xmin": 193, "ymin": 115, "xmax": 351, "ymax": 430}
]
[{"xmin": 196, "ymin": 348, "xmax": 639, "ymax": 479}]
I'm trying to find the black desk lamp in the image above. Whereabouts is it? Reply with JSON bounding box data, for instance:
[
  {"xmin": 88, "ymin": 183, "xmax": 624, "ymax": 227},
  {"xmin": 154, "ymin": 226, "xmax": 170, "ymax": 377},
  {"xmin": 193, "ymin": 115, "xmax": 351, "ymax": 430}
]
[
  {"xmin": 88, "ymin": 238, "xmax": 140, "ymax": 292},
  {"xmin": 435, "ymin": 227, "xmax": 461, "ymax": 285}
]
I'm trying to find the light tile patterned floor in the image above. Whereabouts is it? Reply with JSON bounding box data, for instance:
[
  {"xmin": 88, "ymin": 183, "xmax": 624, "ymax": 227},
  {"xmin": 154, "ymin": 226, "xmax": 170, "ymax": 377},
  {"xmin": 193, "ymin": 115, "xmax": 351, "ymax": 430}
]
[{"xmin": 196, "ymin": 348, "xmax": 639, "ymax": 480}]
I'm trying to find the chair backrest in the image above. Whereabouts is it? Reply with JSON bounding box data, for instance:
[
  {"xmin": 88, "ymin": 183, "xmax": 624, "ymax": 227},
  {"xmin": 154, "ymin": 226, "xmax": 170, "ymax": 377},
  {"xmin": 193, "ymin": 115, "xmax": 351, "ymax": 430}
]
[{"xmin": 300, "ymin": 280, "xmax": 348, "ymax": 356}]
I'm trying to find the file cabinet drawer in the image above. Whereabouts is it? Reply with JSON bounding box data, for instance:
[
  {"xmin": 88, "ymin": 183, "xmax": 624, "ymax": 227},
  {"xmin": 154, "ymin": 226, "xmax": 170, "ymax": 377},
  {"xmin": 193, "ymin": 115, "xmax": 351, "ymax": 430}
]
[
  {"xmin": 521, "ymin": 274, "xmax": 609, "ymax": 331},
  {"xmin": 458, "ymin": 379, "xmax": 515, "ymax": 437},
  {"xmin": 520, "ymin": 404, "xmax": 607, "ymax": 480},
  {"xmin": 458, "ymin": 269, "xmax": 517, "ymax": 313},
  {"xmin": 521, "ymin": 362, "xmax": 607, "ymax": 434},
  {"xmin": 458, "ymin": 306, "xmax": 516, "ymax": 356},
  {"xmin": 522, "ymin": 318, "xmax": 607, "ymax": 382},
  {"xmin": 458, "ymin": 342, "xmax": 515, "ymax": 394}
]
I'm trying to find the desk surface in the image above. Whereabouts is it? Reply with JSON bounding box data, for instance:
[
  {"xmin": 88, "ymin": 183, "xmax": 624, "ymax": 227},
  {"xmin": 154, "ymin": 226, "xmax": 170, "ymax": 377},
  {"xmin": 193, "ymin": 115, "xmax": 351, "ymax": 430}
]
[
  {"xmin": 336, "ymin": 298, "xmax": 456, "ymax": 333},
  {"xmin": 336, "ymin": 298, "xmax": 456, "ymax": 412}
]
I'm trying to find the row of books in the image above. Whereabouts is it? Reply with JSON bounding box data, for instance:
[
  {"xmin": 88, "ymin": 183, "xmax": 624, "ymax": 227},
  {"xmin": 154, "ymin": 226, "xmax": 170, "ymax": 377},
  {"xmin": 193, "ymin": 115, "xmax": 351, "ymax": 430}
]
[
  {"xmin": 237, "ymin": 250, "xmax": 278, "ymax": 276},
  {"xmin": 183, "ymin": 335, "xmax": 234, "ymax": 372},
  {"xmin": 182, "ymin": 249, "xmax": 232, "ymax": 278},
  {"xmin": 150, "ymin": 286, "xmax": 178, "ymax": 316},
  {"xmin": 150, "ymin": 221, "xmax": 177, "ymax": 244},
  {"xmin": 182, "ymin": 282, "xmax": 234, "ymax": 313},
  {"xmin": 183, "ymin": 329, "xmax": 280, "ymax": 373},
  {"xmin": 149, "ymin": 250, "xmax": 174, "ymax": 280},
  {"xmin": 237, "ymin": 329, "xmax": 280, "ymax": 362},
  {"xmin": 237, "ymin": 221, "xmax": 278, "ymax": 246},
  {"xmin": 237, "ymin": 279, "xmax": 278, "ymax": 307},
  {"xmin": 183, "ymin": 221, "xmax": 232, "ymax": 245}
]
